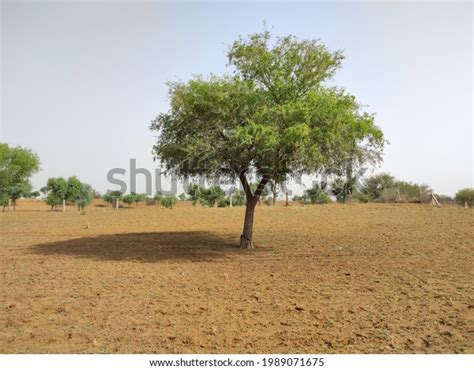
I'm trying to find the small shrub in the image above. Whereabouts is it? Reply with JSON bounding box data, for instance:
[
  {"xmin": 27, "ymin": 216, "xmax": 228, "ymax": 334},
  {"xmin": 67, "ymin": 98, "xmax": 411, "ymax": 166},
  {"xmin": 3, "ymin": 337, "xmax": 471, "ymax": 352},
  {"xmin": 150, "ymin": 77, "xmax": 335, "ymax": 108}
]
[
  {"xmin": 217, "ymin": 198, "xmax": 230, "ymax": 208},
  {"xmin": 379, "ymin": 188, "xmax": 399, "ymax": 203},
  {"xmin": 122, "ymin": 194, "xmax": 136, "ymax": 207},
  {"xmin": 302, "ymin": 185, "xmax": 331, "ymax": 204},
  {"xmin": 160, "ymin": 195, "xmax": 177, "ymax": 209},
  {"xmin": 186, "ymin": 184, "xmax": 226, "ymax": 207},
  {"xmin": 351, "ymin": 188, "xmax": 370, "ymax": 203}
]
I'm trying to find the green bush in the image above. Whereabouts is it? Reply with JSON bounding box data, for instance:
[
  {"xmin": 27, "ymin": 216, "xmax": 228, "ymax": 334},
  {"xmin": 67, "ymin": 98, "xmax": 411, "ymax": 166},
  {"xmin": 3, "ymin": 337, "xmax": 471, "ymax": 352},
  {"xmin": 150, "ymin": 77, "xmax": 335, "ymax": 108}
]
[
  {"xmin": 455, "ymin": 188, "xmax": 474, "ymax": 208},
  {"xmin": 379, "ymin": 188, "xmax": 399, "ymax": 203},
  {"xmin": 217, "ymin": 197, "xmax": 230, "ymax": 208},
  {"xmin": 351, "ymin": 188, "xmax": 370, "ymax": 203},
  {"xmin": 393, "ymin": 181, "xmax": 431, "ymax": 203},
  {"xmin": 186, "ymin": 184, "xmax": 201, "ymax": 206},
  {"xmin": 360, "ymin": 173, "xmax": 395, "ymax": 201},
  {"xmin": 103, "ymin": 191, "xmax": 122, "ymax": 208},
  {"xmin": 186, "ymin": 183, "xmax": 226, "ymax": 207},
  {"xmin": 160, "ymin": 195, "xmax": 177, "ymax": 209},
  {"xmin": 122, "ymin": 194, "xmax": 136, "ymax": 207},
  {"xmin": 45, "ymin": 193, "xmax": 63, "ymax": 209},
  {"xmin": 301, "ymin": 185, "xmax": 331, "ymax": 204},
  {"xmin": 0, "ymin": 192, "xmax": 9, "ymax": 208},
  {"xmin": 200, "ymin": 186, "xmax": 225, "ymax": 207}
]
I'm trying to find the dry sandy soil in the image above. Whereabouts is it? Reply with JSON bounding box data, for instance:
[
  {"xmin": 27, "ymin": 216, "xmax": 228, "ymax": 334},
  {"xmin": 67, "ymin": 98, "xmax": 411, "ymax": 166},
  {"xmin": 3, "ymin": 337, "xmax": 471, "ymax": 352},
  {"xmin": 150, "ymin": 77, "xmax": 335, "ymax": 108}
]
[{"xmin": 0, "ymin": 199, "xmax": 472, "ymax": 354}]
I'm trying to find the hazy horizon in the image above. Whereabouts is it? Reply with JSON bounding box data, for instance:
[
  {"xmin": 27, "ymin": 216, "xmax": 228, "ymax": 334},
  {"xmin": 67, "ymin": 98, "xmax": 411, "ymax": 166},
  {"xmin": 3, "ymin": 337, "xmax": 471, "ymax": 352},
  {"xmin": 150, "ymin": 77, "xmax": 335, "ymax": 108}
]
[{"xmin": 1, "ymin": 1, "xmax": 472, "ymax": 196}]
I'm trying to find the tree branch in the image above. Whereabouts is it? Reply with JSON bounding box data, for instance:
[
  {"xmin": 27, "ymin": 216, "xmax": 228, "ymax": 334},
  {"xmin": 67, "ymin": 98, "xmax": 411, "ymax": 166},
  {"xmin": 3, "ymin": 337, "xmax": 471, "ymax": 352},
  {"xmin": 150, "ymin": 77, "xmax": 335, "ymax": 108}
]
[
  {"xmin": 253, "ymin": 174, "xmax": 271, "ymax": 199},
  {"xmin": 238, "ymin": 169, "xmax": 253, "ymax": 201}
]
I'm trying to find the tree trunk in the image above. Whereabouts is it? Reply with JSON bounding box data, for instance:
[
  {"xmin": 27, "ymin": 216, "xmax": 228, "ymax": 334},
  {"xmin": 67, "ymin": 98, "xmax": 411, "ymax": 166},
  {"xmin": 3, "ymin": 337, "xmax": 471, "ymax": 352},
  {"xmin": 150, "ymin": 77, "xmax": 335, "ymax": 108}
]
[
  {"xmin": 285, "ymin": 192, "xmax": 289, "ymax": 206},
  {"xmin": 62, "ymin": 199, "xmax": 66, "ymax": 212},
  {"xmin": 238, "ymin": 170, "xmax": 270, "ymax": 249},
  {"xmin": 115, "ymin": 198, "xmax": 119, "ymax": 211},
  {"xmin": 240, "ymin": 201, "xmax": 256, "ymax": 249},
  {"xmin": 8, "ymin": 198, "xmax": 11, "ymax": 212},
  {"xmin": 272, "ymin": 192, "xmax": 276, "ymax": 206}
]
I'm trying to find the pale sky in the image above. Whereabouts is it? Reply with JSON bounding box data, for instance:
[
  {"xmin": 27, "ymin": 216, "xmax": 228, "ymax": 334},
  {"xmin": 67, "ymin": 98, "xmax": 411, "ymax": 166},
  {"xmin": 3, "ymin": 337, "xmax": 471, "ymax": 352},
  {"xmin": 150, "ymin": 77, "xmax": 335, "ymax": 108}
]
[{"xmin": 1, "ymin": 1, "xmax": 472, "ymax": 196}]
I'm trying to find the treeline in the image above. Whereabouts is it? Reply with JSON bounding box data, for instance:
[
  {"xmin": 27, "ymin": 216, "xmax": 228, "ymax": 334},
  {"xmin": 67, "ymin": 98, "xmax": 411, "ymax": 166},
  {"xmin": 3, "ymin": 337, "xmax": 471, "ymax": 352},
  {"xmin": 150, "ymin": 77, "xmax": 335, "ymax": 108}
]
[
  {"xmin": 1, "ymin": 143, "xmax": 473, "ymax": 211},
  {"xmin": 101, "ymin": 191, "xmax": 178, "ymax": 210},
  {"xmin": 294, "ymin": 172, "xmax": 473, "ymax": 207}
]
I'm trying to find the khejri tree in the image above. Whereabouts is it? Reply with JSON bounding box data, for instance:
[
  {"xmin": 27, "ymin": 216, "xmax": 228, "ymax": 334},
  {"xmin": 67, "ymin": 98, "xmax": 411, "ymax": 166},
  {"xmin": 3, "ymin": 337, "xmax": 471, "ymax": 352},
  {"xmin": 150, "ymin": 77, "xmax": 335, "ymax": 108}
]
[
  {"xmin": 0, "ymin": 143, "xmax": 40, "ymax": 211},
  {"xmin": 151, "ymin": 31, "xmax": 384, "ymax": 249}
]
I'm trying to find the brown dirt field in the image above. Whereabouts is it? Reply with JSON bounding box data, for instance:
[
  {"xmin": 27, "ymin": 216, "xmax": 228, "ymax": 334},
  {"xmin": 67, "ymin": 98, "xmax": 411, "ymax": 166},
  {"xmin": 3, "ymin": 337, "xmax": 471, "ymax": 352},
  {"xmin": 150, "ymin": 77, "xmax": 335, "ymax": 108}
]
[{"xmin": 0, "ymin": 199, "xmax": 473, "ymax": 354}]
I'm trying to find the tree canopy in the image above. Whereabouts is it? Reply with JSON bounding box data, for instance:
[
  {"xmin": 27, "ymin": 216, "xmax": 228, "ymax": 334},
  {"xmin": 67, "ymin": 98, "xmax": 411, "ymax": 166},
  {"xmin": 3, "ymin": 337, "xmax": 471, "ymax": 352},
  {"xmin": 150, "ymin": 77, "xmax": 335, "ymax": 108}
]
[
  {"xmin": 455, "ymin": 188, "xmax": 474, "ymax": 208},
  {"xmin": 0, "ymin": 143, "xmax": 41, "ymax": 210},
  {"xmin": 41, "ymin": 176, "xmax": 93, "ymax": 211},
  {"xmin": 151, "ymin": 31, "xmax": 385, "ymax": 248}
]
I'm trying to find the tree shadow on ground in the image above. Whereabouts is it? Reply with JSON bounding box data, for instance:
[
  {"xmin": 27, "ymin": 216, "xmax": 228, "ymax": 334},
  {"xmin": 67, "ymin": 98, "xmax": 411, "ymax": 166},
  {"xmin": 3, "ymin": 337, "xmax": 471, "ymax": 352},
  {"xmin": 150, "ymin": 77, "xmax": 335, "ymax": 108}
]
[{"xmin": 30, "ymin": 231, "xmax": 241, "ymax": 263}]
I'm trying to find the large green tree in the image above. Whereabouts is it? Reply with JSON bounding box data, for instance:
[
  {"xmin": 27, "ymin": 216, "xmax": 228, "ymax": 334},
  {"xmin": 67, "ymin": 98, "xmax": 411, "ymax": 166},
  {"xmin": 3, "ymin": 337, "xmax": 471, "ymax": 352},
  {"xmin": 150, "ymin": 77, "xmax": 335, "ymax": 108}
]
[
  {"xmin": 151, "ymin": 31, "xmax": 384, "ymax": 248},
  {"xmin": 0, "ymin": 143, "xmax": 41, "ymax": 211}
]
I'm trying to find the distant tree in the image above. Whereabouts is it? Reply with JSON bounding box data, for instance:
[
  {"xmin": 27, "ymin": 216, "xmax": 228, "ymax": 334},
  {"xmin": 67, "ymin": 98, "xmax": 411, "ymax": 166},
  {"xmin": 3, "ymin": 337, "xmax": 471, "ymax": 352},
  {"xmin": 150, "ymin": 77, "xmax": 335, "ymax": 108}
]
[
  {"xmin": 250, "ymin": 182, "xmax": 270, "ymax": 206},
  {"xmin": 455, "ymin": 188, "xmax": 474, "ymax": 208},
  {"xmin": 393, "ymin": 181, "xmax": 431, "ymax": 203},
  {"xmin": 91, "ymin": 189, "xmax": 102, "ymax": 199},
  {"xmin": 186, "ymin": 184, "xmax": 202, "ymax": 206},
  {"xmin": 331, "ymin": 176, "xmax": 357, "ymax": 203},
  {"xmin": 268, "ymin": 180, "xmax": 283, "ymax": 206},
  {"xmin": 134, "ymin": 193, "xmax": 146, "ymax": 207},
  {"xmin": 122, "ymin": 194, "xmax": 136, "ymax": 208},
  {"xmin": 360, "ymin": 173, "xmax": 395, "ymax": 201},
  {"xmin": 436, "ymin": 194, "xmax": 454, "ymax": 204},
  {"xmin": 43, "ymin": 177, "xmax": 68, "ymax": 211},
  {"xmin": 66, "ymin": 176, "xmax": 85, "ymax": 202},
  {"xmin": 103, "ymin": 191, "xmax": 122, "ymax": 211},
  {"xmin": 74, "ymin": 183, "xmax": 94, "ymax": 211},
  {"xmin": 42, "ymin": 176, "xmax": 94, "ymax": 211},
  {"xmin": 301, "ymin": 184, "xmax": 331, "ymax": 204},
  {"xmin": 7, "ymin": 182, "xmax": 34, "ymax": 211},
  {"xmin": 0, "ymin": 192, "xmax": 9, "ymax": 212},
  {"xmin": 151, "ymin": 31, "xmax": 384, "ymax": 248},
  {"xmin": 0, "ymin": 143, "xmax": 40, "ymax": 211},
  {"xmin": 25, "ymin": 190, "xmax": 40, "ymax": 198},
  {"xmin": 201, "ymin": 186, "xmax": 226, "ymax": 207}
]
